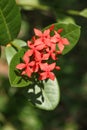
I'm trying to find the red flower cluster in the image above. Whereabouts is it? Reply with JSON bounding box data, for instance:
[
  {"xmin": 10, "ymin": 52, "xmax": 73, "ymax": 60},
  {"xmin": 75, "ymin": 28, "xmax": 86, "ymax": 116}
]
[{"xmin": 16, "ymin": 25, "xmax": 69, "ymax": 80}]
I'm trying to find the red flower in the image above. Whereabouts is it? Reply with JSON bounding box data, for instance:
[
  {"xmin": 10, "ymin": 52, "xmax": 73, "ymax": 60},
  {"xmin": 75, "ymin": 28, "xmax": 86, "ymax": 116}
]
[
  {"xmin": 39, "ymin": 63, "xmax": 56, "ymax": 80},
  {"xmin": 28, "ymin": 40, "xmax": 45, "ymax": 51},
  {"xmin": 33, "ymin": 51, "xmax": 42, "ymax": 72},
  {"xmin": 34, "ymin": 28, "xmax": 51, "ymax": 48},
  {"xmin": 51, "ymin": 30, "xmax": 69, "ymax": 52},
  {"xmin": 45, "ymin": 47, "xmax": 56, "ymax": 60},
  {"xmin": 34, "ymin": 28, "xmax": 50, "ymax": 39},
  {"xmin": 16, "ymin": 25, "xmax": 70, "ymax": 81},
  {"xmin": 16, "ymin": 54, "xmax": 35, "ymax": 77},
  {"xmin": 27, "ymin": 41, "xmax": 44, "ymax": 61},
  {"xmin": 34, "ymin": 51, "xmax": 51, "ymax": 72}
]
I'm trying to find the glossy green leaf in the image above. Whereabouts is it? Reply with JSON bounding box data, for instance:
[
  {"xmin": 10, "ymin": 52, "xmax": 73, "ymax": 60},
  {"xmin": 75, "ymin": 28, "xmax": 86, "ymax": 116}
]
[
  {"xmin": 45, "ymin": 23, "xmax": 81, "ymax": 55},
  {"xmin": 28, "ymin": 78, "xmax": 60, "ymax": 110},
  {"xmin": 0, "ymin": 0, "xmax": 21, "ymax": 46},
  {"xmin": 58, "ymin": 23, "xmax": 81, "ymax": 55},
  {"xmin": 9, "ymin": 48, "xmax": 32, "ymax": 87}
]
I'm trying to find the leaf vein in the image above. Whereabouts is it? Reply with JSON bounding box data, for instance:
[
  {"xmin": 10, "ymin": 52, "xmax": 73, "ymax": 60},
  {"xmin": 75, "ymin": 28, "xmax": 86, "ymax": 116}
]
[{"xmin": 0, "ymin": 8, "xmax": 12, "ymax": 42}]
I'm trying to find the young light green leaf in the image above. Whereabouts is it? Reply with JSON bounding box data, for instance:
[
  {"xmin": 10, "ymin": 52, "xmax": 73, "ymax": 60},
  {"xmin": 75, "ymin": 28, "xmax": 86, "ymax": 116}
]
[
  {"xmin": 9, "ymin": 48, "xmax": 32, "ymax": 87},
  {"xmin": 5, "ymin": 45, "xmax": 17, "ymax": 65},
  {"xmin": 0, "ymin": 0, "xmax": 21, "ymax": 46},
  {"xmin": 56, "ymin": 13, "xmax": 75, "ymax": 24},
  {"xmin": 68, "ymin": 9, "xmax": 87, "ymax": 18},
  {"xmin": 31, "ymin": 79, "xmax": 60, "ymax": 110},
  {"xmin": 16, "ymin": 0, "xmax": 49, "ymax": 10},
  {"xmin": 79, "ymin": 8, "xmax": 87, "ymax": 18},
  {"xmin": 11, "ymin": 39, "xmax": 27, "ymax": 50},
  {"xmin": 5, "ymin": 39, "xmax": 27, "ymax": 65}
]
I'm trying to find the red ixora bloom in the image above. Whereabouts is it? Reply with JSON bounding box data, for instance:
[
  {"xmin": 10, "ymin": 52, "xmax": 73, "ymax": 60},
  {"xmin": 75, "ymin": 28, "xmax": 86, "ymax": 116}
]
[
  {"xmin": 16, "ymin": 24, "xmax": 70, "ymax": 81},
  {"xmin": 39, "ymin": 63, "xmax": 56, "ymax": 80},
  {"xmin": 16, "ymin": 54, "xmax": 35, "ymax": 77},
  {"xmin": 51, "ymin": 30, "xmax": 69, "ymax": 52}
]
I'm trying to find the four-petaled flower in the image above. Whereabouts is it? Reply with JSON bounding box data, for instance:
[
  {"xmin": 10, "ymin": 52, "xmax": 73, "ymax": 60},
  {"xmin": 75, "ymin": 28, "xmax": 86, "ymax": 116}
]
[
  {"xmin": 16, "ymin": 54, "xmax": 35, "ymax": 77},
  {"xmin": 39, "ymin": 63, "xmax": 56, "ymax": 80},
  {"xmin": 51, "ymin": 30, "xmax": 69, "ymax": 52}
]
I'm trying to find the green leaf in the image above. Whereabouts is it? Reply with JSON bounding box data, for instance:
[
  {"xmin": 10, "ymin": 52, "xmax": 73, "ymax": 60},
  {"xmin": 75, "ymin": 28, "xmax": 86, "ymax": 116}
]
[
  {"xmin": 0, "ymin": 0, "xmax": 21, "ymax": 46},
  {"xmin": 59, "ymin": 16, "xmax": 75, "ymax": 24},
  {"xmin": 28, "ymin": 78, "xmax": 60, "ymax": 110},
  {"xmin": 5, "ymin": 45, "xmax": 17, "ymax": 65},
  {"xmin": 56, "ymin": 13, "xmax": 75, "ymax": 24},
  {"xmin": 67, "ymin": 9, "xmax": 87, "ymax": 18},
  {"xmin": 11, "ymin": 39, "xmax": 27, "ymax": 50},
  {"xmin": 9, "ymin": 48, "xmax": 32, "ymax": 87},
  {"xmin": 45, "ymin": 23, "xmax": 81, "ymax": 55},
  {"xmin": 5, "ymin": 39, "xmax": 26, "ymax": 65},
  {"xmin": 16, "ymin": 0, "xmax": 49, "ymax": 11},
  {"xmin": 37, "ymin": 78, "xmax": 60, "ymax": 110},
  {"xmin": 58, "ymin": 23, "xmax": 81, "ymax": 55},
  {"xmin": 79, "ymin": 8, "xmax": 87, "ymax": 18}
]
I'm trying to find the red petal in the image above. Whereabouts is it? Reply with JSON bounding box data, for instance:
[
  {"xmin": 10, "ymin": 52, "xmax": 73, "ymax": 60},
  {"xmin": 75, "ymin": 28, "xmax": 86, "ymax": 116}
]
[
  {"xmin": 62, "ymin": 38, "xmax": 69, "ymax": 45},
  {"xmin": 36, "ymin": 44, "xmax": 45, "ymax": 50},
  {"xmin": 23, "ymin": 55, "xmax": 29, "ymax": 64},
  {"xmin": 21, "ymin": 70, "xmax": 26, "ymax": 75},
  {"xmin": 26, "ymin": 67, "xmax": 33, "ymax": 77},
  {"xmin": 48, "ymin": 72, "xmax": 55, "ymax": 80},
  {"xmin": 24, "ymin": 50, "xmax": 33, "ymax": 59},
  {"xmin": 40, "ymin": 63, "xmax": 48, "ymax": 71},
  {"xmin": 39, "ymin": 72, "xmax": 47, "ymax": 80},
  {"xmin": 54, "ymin": 31, "xmax": 59, "ymax": 36},
  {"xmin": 44, "ymin": 29, "xmax": 50, "ymax": 36},
  {"xmin": 44, "ymin": 38, "xmax": 51, "ymax": 46},
  {"xmin": 42, "ymin": 53, "xmax": 49, "ymax": 60},
  {"xmin": 34, "ymin": 64, "xmax": 39, "ymax": 72},
  {"xmin": 51, "ymin": 36, "xmax": 57, "ymax": 43},
  {"xmin": 35, "ymin": 51, "xmax": 41, "ymax": 61},
  {"xmin": 55, "ymin": 66, "xmax": 61, "ymax": 70},
  {"xmin": 16, "ymin": 63, "xmax": 26, "ymax": 70},
  {"xmin": 49, "ymin": 63, "xmax": 56, "ymax": 71},
  {"xmin": 34, "ymin": 28, "xmax": 42, "ymax": 37},
  {"xmin": 51, "ymin": 53, "xmax": 56, "ymax": 60},
  {"xmin": 34, "ymin": 39, "xmax": 42, "ymax": 46},
  {"xmin": 51, "ymin": 43, "xmax": 56, "ymax": 51},
  {"xmin": 58, "ymin": 42, "xmax": 64, "ymax": 52},
  {"xmin": 49, "ymin": 24, "xmax": 54, "ymax": 31},
  {"xmin": 27, "ymin": 40, "xmax": 32, "ymax": 47},
  {"xmin": 57, "ymin": 28, "xmax": 63, "ymax": 34},
  {"xmin": 29, "ymin": 61, "xmax": 35, "ymax": 66}
]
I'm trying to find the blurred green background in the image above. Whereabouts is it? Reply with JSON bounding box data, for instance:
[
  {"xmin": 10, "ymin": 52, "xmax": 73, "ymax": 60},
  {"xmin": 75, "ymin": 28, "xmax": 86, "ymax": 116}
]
[{"xmin": 0, "ymin": 0, "xmax": 87, "ymax": 130}]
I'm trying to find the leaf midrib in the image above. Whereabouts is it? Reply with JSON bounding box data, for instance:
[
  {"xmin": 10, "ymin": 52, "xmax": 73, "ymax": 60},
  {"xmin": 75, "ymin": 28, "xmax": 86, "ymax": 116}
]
[
  {"xmin": 0, "ymin": 8, "xmax": 12, "ymax": 42},
  {"xmin": 63, "ymin": 27, "xmax": 80, "ymax": 38}
]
